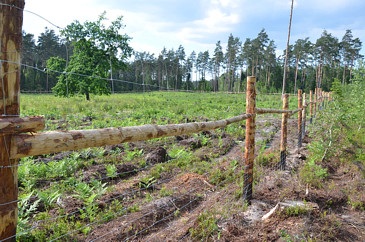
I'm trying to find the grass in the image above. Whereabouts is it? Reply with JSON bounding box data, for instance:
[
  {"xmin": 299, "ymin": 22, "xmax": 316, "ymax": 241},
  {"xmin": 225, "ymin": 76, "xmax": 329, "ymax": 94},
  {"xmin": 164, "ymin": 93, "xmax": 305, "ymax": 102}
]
[
  {"xmin": 297, "ymin": 78, "xmax": 365, "ymax": 218},
  {"xmin": 20, "ymin": 92, "xmax": 289, "ymax": 130},
  {"xmin": 189, "ymin": 210, "xmax": 220, "ymax": 239}
]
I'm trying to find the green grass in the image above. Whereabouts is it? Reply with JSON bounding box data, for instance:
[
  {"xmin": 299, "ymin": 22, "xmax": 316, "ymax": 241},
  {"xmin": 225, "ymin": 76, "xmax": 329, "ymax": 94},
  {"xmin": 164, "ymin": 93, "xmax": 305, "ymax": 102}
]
[{"xmin": 20, "ymin": 92, "xmax": 289, "ymax": 130}]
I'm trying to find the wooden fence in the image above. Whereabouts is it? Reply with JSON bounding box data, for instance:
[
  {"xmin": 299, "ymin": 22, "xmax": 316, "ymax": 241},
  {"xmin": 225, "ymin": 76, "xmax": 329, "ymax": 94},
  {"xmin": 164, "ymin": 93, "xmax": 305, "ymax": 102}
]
[{"xmin": 0, "ymin": 2, "xmax": 329, "ymax": 240}]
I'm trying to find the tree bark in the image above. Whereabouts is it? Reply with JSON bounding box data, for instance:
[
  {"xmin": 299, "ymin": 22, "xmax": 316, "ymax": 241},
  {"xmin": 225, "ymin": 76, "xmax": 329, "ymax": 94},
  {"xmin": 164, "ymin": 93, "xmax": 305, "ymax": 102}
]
[
  {"xmin": 0, "ymin": 116, "xmax": 44, "ymax": 134},
  {"xmin": 86, "ymin": 90, "xmax": 90, "ymax": 101},
  {"xmin": 0, "ymin": 0, "xmax": 24, "ymax": 240},
  {"xmin": 294, "ymin": 55, "xmax": 299, "ymax": 93},
  {"xmin": 243, "ymin": 76, "xmax": 256, "ymax": 204}
]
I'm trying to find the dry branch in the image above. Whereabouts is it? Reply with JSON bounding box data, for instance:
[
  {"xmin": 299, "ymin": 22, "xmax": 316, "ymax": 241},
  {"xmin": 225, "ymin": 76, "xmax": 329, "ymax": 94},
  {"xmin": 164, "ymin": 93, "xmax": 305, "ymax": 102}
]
[{"xmin": 10, "ymin": 114, "xmax": 251, "ymax": 159}]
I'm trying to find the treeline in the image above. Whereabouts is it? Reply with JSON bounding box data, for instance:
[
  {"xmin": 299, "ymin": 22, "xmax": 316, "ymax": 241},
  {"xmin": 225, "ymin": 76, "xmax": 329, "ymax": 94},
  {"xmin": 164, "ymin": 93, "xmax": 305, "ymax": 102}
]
[{"xmin": 21, "ymin": 26, "xmax": 363, "ymax": 94}]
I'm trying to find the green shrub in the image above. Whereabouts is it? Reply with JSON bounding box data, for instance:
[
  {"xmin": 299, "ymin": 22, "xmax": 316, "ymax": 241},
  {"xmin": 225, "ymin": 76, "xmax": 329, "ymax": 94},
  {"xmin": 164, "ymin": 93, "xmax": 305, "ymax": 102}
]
[
  {"xmin": 189, "ymin": 211, "xmax": 220, "ymax": 239},
  {"xmin": 299, "ymin": 159, "xmax": 328, "ymax": 188}
]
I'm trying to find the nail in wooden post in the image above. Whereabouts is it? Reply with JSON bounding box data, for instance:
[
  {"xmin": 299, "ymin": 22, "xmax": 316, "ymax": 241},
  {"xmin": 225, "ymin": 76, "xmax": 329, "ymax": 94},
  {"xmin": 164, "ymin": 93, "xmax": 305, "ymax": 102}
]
[
  {"xmin": 243, "ymin": 76, "xmax": 256, "ymax": 205},
  {"xmin": 0, "ymin": 1, "xmax": 24, "ymax": 241},
  {"xmin": 279, "ymin": 94, "xmax": 289, "ymax": 170},
  {"xmin": 309, "ymin": 90, "xmax": 313, "ymax": 124},
  {"xmin": 297, "ymin": 89, "xmax": 303, "ymax": 150}
]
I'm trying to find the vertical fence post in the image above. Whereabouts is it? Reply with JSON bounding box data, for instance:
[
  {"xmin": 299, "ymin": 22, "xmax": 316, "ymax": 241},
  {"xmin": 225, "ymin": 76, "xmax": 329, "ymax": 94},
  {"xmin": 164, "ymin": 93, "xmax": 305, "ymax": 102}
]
[
  {"xmin": 315, "ymin": 88, "xmax": 320, "ymax": 112},
  {"xmin": 0, "ymin": 1, "xmax": 24, "ymax": 241},
  {"xmin": 324, "ymin": 92, "xmax": 328, "ymax": 108},
  {"xmin": 313, "ymin": 89, "xmax": 317, "ymax": 118},
  {"xmin": 243, "ymin": 76, "xmax": 256, "ymax": 205},
  {"xmin": 297, "ymin": 89, "xmax": 303, "ymax": 150},
  {"xmin": 302, "ymin": 93, "xmax": 306, "ymax": 139},
  {"xmin": 319, "ymin": 88, "xmax": 323, "ymax": 110},
  {"xmin": 279, "ymin": 94, "xmax": 289, "ymax": 170},
  {"xmin": 309, "ymin": 90, "xmax": 313, "ymax": 123}
]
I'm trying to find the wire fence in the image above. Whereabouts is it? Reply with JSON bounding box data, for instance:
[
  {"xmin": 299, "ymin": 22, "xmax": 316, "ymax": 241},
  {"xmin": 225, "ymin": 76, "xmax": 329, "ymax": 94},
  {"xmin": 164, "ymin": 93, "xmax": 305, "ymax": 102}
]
[
  {"xmin": 0, "ymin": 76, "xmax": 329, "ymax": 241},
  {"xmin": 0, "ymin": 3, "xmax": 332, "ymax": 241},
  {"xmin": 0, "ymin": 69, "xmax": 328, "ymax": 239}
]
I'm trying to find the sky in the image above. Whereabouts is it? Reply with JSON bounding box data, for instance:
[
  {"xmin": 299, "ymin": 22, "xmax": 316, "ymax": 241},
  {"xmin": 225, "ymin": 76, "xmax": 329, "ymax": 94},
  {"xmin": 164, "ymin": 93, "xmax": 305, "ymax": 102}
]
[{"xmin": 22, "ymin": 0, "xmax": 365, "ymax": 57}]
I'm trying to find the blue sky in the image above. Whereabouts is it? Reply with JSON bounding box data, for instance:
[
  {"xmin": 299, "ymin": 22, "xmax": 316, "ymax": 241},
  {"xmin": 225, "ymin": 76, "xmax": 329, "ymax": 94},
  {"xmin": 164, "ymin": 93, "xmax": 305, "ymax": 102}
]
[{"xmin": 23, "ymin": 0, "xmax": 365, "ymax": 57}]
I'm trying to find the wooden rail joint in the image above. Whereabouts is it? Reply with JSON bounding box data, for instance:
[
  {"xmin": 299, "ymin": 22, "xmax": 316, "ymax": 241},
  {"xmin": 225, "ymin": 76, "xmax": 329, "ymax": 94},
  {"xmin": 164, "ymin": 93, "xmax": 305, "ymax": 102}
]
[{"xmin": 0, "ymin": 116, "xmax": 45, "ymax": 135}]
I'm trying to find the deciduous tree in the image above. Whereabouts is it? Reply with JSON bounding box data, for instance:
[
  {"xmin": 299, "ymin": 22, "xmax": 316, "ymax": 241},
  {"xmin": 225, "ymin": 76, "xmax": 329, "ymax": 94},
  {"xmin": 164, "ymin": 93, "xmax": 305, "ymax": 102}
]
[{"xmin": 53, "ymin": 12, "xmax": 132, "ymax": 100}]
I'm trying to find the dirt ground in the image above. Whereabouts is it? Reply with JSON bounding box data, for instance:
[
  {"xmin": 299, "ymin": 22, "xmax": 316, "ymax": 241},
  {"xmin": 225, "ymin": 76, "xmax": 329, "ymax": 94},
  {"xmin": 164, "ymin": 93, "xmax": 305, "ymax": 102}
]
[{"xmin": 56, "ymin": 117, "xmax": 364, "ymax": 241}]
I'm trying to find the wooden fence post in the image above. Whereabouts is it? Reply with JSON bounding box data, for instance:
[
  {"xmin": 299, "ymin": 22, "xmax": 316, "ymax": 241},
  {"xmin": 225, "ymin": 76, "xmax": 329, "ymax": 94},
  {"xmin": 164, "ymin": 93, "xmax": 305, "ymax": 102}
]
[
  {"xmin": 324, "ymin": 92, "xmax": 329, "ymax": 108},
  {"xmin": 243, "ymin": 76, "xmax": 256, "ymax": 205},
  {"xmin": 315, "ymin": 88, "xmax": 320, "ymax": 112},
  {"xmin": 302, "ymin": 93, "xmax": 306, "ymax": 139},
  {"xmin": 309, "ymin": 90, "xmax": 313, "ymax": 124},
  {"xmin": 279, "ymin": 94, "xmax": 289, "ymax": 170},
  {"xmin": 313, "ymin": 89, "xmax": 317, "ymax": 118},
  {"xmin": 0, "ymin": 1, "xmax": 24, "ymax": 241},
  {"xmin": 319, "ymin": 88, "xmax": 323, "ymax": 110},
  {"xmin": 297, "ymin": 89, "xmax": 303, "ymax": 150}
]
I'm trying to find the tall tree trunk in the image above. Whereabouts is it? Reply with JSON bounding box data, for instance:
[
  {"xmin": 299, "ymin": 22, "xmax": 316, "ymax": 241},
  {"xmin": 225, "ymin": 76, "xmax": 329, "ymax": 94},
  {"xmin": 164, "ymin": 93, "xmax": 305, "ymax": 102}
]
[
  {"xmin": 282, "ymin": 0, "xmax": 294, "ymax": 95},
  {"xmin": 342, "ymin": 65, "xmax": 346, "ymax": 85},
  {"xmin": 267, "ymin": 66, "xmax": 271, "ymax": 87},
  {"xmin": 175, "ymin": 65, "xmax": 178, "ymax": 90},
  {"xmin": 251, "ymin": 60, "xmax": 255, "ymax": 76},
  {"xmin": 294, "ymin": 56, "xmax": 299, "ymax": 93},
  {"xmin": 301, "ymin": 68, "xmax": 306, "ymax": 89},
  {"xmin": 315, "ymin": 65, "xmax": 319, "ymax": 88},
  {"xmin": 349, "ymin": 66, "xmax": 353, "ymax": 83},
  {"xmin": 86, "ymin": 91, "xmax": 90, "ymax": 101}
]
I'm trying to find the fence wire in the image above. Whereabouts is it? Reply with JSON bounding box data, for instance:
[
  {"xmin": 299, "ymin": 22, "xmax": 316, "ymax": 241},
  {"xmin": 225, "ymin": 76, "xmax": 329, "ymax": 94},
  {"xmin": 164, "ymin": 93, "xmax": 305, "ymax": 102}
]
[
  {"xmin": 0, "ymin": 86, "xmax": 326, "ymax": 241},
  {"xmin": 10, "ymin": 115, "xmax": 312, "ymax": 241},
  {"xmin": 0, "ymin": 3, "xmax": 330, "ymax": 240}
]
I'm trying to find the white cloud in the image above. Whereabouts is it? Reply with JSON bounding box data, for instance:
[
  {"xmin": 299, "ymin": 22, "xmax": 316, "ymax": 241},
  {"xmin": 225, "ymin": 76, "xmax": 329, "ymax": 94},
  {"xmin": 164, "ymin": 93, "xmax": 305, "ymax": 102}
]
[
  {"xmin": 296, "ymin": 0, "xmax": 361, "ymax": 12},
  {"xmin": 190, "ymin": 9, "xmax": 239, "ymax": 34},
  {"xmin": 24, "ymin": 0, "xmax": 103, "ymax": 35},
  {"xmin": 21, "ymin": 0, "xmax": 365, "ymax": 57}
]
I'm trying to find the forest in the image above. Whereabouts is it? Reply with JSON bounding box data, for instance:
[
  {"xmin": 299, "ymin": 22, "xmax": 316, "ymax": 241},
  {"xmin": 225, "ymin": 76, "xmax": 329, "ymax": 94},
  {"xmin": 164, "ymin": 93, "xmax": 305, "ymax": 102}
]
[{"xmin": 20, "ymin": 14, "xmax": 363, "ymax": 97}]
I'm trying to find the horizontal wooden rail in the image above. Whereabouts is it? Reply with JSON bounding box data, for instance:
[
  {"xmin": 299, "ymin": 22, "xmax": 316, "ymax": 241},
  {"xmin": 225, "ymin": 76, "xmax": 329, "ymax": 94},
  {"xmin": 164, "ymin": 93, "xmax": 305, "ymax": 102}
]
[
  {"xmin": 289, "ymin": 108, "xmax": 303, "ymax": 116},
  {"xmin": 10, "ymin": 114, "xmax": 252, "ymax": 159},
  {"xmin": 255, "ymin": 108, "xmax": 292, "ymax": 114},
  {"xmin": 0, "ymin": 116, "xmax": 45, "ymax": 134}
]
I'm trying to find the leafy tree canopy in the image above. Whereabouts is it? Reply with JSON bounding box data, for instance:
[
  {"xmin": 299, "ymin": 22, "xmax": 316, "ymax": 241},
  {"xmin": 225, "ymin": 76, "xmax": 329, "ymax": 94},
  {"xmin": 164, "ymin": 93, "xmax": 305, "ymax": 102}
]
[{"xmin": 52, "ymin": 12, "xmax": 133, "ymax": 100}]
